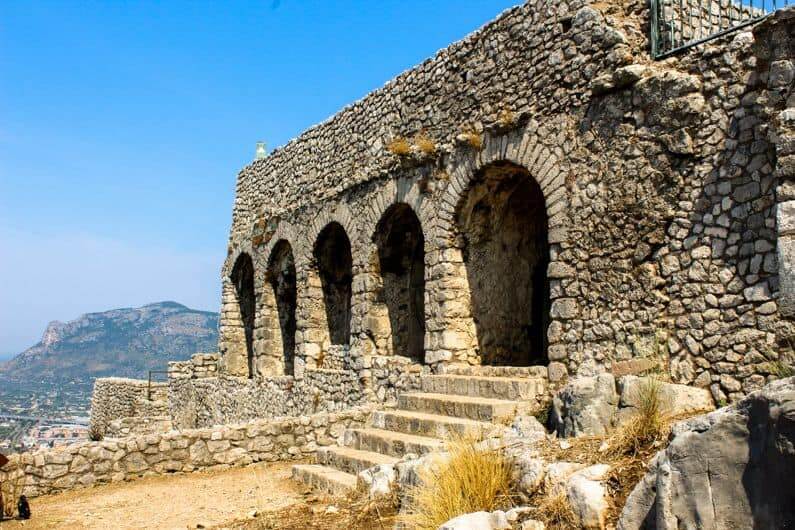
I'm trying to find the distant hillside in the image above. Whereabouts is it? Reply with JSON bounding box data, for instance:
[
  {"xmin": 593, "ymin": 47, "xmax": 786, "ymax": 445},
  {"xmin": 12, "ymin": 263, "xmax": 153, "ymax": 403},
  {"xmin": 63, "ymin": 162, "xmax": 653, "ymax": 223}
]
[{"xmin": 0, "ymin": 301, "xmax": 219, "ymax": 384}]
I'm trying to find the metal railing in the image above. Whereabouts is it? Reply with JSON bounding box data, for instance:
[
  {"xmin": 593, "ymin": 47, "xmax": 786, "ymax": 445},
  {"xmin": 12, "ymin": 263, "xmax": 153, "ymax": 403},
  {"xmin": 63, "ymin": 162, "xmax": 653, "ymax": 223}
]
[
  {"xmin": 651, "ymin": 0, "xmax": 790, "ymax": 59},
  {"xmin": 147, "ymin": 370, "xmax": 168, "ymax": 400}
]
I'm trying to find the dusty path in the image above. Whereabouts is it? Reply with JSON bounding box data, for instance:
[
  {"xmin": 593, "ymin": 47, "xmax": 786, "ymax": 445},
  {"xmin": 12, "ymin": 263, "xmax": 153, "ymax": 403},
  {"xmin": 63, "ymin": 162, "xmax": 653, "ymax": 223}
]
[{"xmin": 0, "ymin": 462, "xmax": 305, "ymax": 530}]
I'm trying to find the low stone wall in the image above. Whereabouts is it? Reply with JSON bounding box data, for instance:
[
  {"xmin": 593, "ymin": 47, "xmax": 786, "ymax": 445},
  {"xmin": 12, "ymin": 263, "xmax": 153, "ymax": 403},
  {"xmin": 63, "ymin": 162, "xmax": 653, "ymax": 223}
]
[
  {"xmin": 168, "ymin": 352, "xmax": 220, "ymax": 379},
  {"xmin": 90, "ymin": 378, "xmax": 168, "ymax": 437},
  {"xmin": 169, "ymin": 368, "xmax": 365, "ymax": 429},
  {"xmin": 365, "ymin": 355, "xmax": 428, "ymax": 403},
  {"xmin": 105, "ymin": 415, "xmax": 173, "ymax": 438},
  {"xmin": 0, "ymin": 407, "xmax": 372, "ymax": 499}
]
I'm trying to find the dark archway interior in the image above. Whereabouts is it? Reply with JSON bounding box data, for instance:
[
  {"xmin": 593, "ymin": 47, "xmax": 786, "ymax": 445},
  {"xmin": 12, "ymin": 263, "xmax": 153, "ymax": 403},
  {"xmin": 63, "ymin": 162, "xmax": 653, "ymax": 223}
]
[
  {"xmin": 268, "ymin": 240, "xmax": 297, "ymax": 376},
  {"xmin": 456, "ymin": 161, "xmax": 550, "ymax": 366},
  {"xmin": 230, "ymin": 253, "xmax": 256, "ymax": 377},
  {"xmin": 375, "ymin": 204, "xmax": 426, "ymax": 362},
  {"xmin": 314, "ymin": 222, "xmax": 353, "ymax": 345}
]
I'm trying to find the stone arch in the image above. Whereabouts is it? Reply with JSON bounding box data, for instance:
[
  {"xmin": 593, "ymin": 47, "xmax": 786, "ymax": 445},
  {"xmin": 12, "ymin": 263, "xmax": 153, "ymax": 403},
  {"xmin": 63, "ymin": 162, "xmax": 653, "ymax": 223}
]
[
  {"xmin": 310, "ymin": 221, "xmax": 354, "ymax": 355},
  {"xmin": 458, "ymin": 161, "xmax": 550, "ymax": 365},
  {"xmin": 372, "ymin": 203, "xmax": 426, "ymax": 362},
  {"xmin": 427, "ymin": 130, "xmax": 569, "ymax": 368},
  {"xmin": 352, "ymin": 177, "xmax": 432, "ymax": 360},
  {"xmin": 260, "ymin": 239, "xmax": 297, "ymax": 376},
  {"xmin": 228, "ymin": 252, "xmax": 256, "ymax": 377}
]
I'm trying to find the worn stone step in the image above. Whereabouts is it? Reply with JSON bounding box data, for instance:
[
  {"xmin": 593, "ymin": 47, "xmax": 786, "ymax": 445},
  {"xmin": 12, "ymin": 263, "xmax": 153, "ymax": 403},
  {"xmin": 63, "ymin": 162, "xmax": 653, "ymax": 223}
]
[
  {"xmin": 292, "ymin": 464, "xmax": 357, "ymax": 496},
  {"xmin": 344, "ymin": 428, "xmax": 443, "ymax": 458},
  {"xmin": 398, "ymin": 392, "xmax": 526, "ymax": 423},
  {"xmin": 372, "ymin": 409, "xmax": 491, "ymax": 439},
  {"xmin": 421, "ymin": 374, "xmax": 547, "ymax": 401},
  {"xmin": 317, "ymin": 445, "xmax": 398, "ymax": 475}
]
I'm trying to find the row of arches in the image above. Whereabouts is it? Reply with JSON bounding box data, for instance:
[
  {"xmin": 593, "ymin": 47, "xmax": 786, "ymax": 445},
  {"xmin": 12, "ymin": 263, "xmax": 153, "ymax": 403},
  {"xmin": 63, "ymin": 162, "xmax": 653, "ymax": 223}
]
[{"xmin": 228, "ymin": 161, "xmax": 552, "ymax": 377}]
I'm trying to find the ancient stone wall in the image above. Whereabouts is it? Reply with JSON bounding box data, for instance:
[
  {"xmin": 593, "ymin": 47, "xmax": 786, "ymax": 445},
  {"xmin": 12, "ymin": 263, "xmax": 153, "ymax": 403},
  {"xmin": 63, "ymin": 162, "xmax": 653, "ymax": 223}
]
[
  {"xmin": 168, "ymin": 352, "xmax": 221, "ymax": 380},
  {"xmin": 0, "ymin": 407, "xmax": 370, "ymax": 498},
  {"xmin": 168, "ymin": 368, "xmax": 365, "ymax": 428},
  {"xmin": 90, "ymin": 378, "xmax": 168, "ymax": 437},
  {"xmin": 210, "ymin": 0, "xmax": 795, "ymax": 406}
]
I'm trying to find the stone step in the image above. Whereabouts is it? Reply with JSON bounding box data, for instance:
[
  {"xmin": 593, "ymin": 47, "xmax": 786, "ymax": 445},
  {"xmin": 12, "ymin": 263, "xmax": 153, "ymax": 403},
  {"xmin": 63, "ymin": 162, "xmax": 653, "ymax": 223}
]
[
  {"xmin": 421, "ymin": 374, "xmax": 547, "ymax": 401},
  {"xmin": 398, "ymin": 392, "xmax": 526, "ymax": 423},
  {"xmin": 441, "ymin": 365, "xmax": 548, "ymax": 378},
  {"xmin": 292, "ymin": 464, "xmax": 357, "ymax": 496},
  {"xmin": 344, "ymin": 428, "xmax": 444, "ymax": 458},
  {"xmin": 317, "ymin": 445, "xmax": 399, "ymax": 475},
  {"xmin": 372, "ymin": 409, "xmax": 491, "ymax": 439}
]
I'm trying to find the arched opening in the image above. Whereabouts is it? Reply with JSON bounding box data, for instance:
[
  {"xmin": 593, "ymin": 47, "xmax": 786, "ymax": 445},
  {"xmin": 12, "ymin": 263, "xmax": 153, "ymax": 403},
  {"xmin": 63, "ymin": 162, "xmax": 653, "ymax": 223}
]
[
  {"xmin": 374, "ymin": 204, "xmax": 426, "ymax": 363},
  {"xmin": 313, "ymin": 222, "xmax": 353, "ymax": 345},
  {"xmin": 456, "ymin": 161, "xmax": 550, "ymax": 366},
  {"xmin": 230, "ymin": 253, "xmax": 256, "ymax": 377},
  {"xmin": 267, "ymin": 240, "xmax": 297, "ymax": 375}
]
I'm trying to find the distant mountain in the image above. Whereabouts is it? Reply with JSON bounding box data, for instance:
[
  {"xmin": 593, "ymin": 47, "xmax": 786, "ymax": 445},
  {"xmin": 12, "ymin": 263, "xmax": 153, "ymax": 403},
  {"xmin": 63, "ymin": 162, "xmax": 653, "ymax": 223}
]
[{"xmin": 0, "ymin": 301, "xmax": 219, "ymax": 383}]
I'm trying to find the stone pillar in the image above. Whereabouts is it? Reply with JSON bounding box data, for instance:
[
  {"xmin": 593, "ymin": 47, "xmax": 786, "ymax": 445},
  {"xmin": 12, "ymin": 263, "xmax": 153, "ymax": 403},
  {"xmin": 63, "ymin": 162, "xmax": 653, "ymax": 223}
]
[{"xmin": 219, "ymin": 278, "xmax": 248, "ymax": 377}]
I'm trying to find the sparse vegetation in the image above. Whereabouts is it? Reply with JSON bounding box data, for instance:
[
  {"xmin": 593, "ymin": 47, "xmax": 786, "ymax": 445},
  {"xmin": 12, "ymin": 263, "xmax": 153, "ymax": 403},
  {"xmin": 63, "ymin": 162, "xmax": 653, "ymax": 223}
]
[
  {"xmin": 387, "ymin": 136, "xmax": 412, "ymax": 156},
  {"xmin": 536, "ymin": 490, "xmax": 577, "ymax": 530},
  {"xmin": 534, "ymin": 400, "xmax": 552, "ymax": 428},
  {"xmin": 459, "ymin": 128, "xmax": 482, "ymax": 150},
  {"xmin": 607, "ymin": 377, "xmax": 667, "ymax": 457},
  {"xmin": 769, "ymin": 360, "xmax": 794, "ymax": 378},
  {"xmin": 497, "ymin": 108, "xmax": 517, "ymax": 128},
  {"xmin": 413, "ymin": 131, "xmax": 437, "ymax": 155},
  {"xmin": 88, "ymin": 424, "xmax": 104, "ymax": 442},
  {"xmin": 401, "ymin": 436, "xmax": 514, "ymax": 530}
]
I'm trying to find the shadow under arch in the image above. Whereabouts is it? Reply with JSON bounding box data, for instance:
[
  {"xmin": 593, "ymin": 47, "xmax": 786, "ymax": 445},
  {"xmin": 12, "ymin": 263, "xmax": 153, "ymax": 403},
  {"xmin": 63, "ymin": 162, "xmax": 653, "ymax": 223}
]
[
  {"xmin": 267, "ymin": 239, "xmax": 297, "ymax": 375},
  {"xmin": 230, "ymin": 252, "xmax": 256, "ymax": 377},
  {"xmin": 455, "ymin": 160, "xmax": 550, "ymax": 366},
  {"xmin": 313, "ymin": 222, "xmax": 353, "ymax": 346},
  {"xmin": 373, "ymin": 203, "xmax": 426, "ymax": 363}
]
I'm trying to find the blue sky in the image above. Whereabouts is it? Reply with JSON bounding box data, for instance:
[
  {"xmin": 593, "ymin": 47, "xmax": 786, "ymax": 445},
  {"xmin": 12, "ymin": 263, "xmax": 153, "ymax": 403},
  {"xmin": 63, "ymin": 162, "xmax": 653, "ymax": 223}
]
[{"xmin": 0, "ymin": 0, "xmax": 519, "ymax": 356}]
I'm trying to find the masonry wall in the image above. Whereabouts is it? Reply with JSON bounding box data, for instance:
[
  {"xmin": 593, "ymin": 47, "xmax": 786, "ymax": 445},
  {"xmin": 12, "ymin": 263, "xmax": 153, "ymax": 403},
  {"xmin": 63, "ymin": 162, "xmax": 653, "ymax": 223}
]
[
  {"xmin": 210, "ymin": 0, "xmax": 795, "ymax": 408},
  {"xmin": 90, "ymin": 378, "xmax": 168, "ymax": 437},
  {"xmin": 168, "ymin": 368, "xmax": 365, "ymax": 429},
  {"xmin": 1, "ymin": 407, "xmax": 371, "ymax": 499}
]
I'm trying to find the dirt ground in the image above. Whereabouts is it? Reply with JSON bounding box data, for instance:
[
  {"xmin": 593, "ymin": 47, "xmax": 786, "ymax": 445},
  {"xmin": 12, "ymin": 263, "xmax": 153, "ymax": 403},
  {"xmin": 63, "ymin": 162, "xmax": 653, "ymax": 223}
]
[{"xmin": 0, "ymin": 462, "xmax": 309, "ymax": 530}]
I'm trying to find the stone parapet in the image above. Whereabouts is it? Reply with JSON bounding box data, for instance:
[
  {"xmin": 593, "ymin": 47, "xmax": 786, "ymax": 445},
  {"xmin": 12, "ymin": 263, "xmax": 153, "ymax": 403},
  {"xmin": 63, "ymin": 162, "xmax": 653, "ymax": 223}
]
[{"xmin": 0, "ymin": 406, "xmax": 372, "ymax": 499}]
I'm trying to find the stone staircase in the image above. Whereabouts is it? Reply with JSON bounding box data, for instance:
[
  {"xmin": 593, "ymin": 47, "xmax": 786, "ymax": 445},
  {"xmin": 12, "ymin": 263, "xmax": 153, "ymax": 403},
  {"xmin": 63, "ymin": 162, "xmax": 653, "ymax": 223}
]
[{"xmin": 292, "ymin": 371, "xmax": 548, "ymax": 495}]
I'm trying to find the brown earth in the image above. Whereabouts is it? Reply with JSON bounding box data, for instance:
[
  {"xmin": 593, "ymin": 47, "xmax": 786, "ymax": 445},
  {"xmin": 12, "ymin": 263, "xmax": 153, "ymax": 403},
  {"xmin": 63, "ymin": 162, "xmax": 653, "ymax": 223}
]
[{"xmin": 0, "ymin": 462, "xmax": 308, "ymax": 530}]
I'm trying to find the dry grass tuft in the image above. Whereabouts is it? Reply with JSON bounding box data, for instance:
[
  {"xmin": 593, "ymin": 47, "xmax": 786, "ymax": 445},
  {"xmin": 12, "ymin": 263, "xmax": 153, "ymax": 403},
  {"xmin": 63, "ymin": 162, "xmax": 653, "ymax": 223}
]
[
  {"xmin": 607, "ymin": 377, "xmax": 667, "ymax": 458},
  {"xmin": 413, "ymin": 131, "xmax": 436, "ymax": 155},
  {"xmin": 460, "ymin": 129, "xmax": 482, "ymax": 150},
  {"xmin": 401, "ymin": 435, "xmax": 514, "ymax": 530},
  {"xmin": 387, "ymin": 137, "xmax": 412, "ymax": 156},
  {"xmin": 537, "ymin": 490, "xmax": 578, "ymax": 530},
  {"xmin": 770, "ymin": 360, "xmax": 794, "ymax": 378},
  {"xmin": 497, "ymin": 108, "xmax": 517, "ymax": 128}
]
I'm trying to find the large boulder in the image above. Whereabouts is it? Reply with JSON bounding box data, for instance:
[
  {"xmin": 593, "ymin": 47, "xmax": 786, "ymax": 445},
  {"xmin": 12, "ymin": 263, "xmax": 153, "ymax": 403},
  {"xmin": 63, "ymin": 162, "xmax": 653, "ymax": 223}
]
[
  {"xmin": 616, "ymin": 375, "xmax": 714, "ymax": 423},
  {"xmin": 566, "ymin": 465, "xmax": 611, "ymax": 530},
  {"xmin": 552, "ymin": 374, "xmax": 716, "ymax": 438},
  {"xmin": 618, "ymin": 377, "xmax": 795, "ymax": 529},
  {"xmin": 551, "ymin": 374, "xmax": 619, "ymax": 437}
]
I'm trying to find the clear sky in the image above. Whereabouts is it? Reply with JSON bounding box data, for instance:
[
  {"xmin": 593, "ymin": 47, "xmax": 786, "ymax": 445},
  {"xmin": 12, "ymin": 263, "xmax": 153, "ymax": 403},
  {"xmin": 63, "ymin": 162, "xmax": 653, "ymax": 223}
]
[{"xmin": 0, "ymin": 0, "xmax": 520, "ymax": 356}]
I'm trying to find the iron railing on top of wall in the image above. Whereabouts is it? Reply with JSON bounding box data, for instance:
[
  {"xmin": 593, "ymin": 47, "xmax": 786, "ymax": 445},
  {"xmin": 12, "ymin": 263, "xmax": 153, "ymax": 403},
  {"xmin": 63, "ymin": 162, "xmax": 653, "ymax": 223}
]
[{"xmin": 650, "ymin": 0, "xmax": 790, "ymax": 59}]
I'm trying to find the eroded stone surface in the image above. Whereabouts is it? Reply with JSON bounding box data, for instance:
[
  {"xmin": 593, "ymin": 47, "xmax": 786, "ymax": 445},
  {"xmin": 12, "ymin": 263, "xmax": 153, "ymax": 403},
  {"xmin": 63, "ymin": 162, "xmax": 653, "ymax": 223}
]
[{"xmin": 618, "ymin": 377, "xmax": 795, "ymax": 529}]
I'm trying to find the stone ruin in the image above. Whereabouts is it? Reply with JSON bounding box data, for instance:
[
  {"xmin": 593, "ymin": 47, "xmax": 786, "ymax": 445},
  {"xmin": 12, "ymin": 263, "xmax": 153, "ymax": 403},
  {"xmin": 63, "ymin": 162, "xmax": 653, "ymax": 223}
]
[
  {"xmin": 3, "ymin": 1, "xmax": 794, "ymax": 528},
  {"xmin": 196, "ymin": 0, "xmax": 794, "ymax": 418}
]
